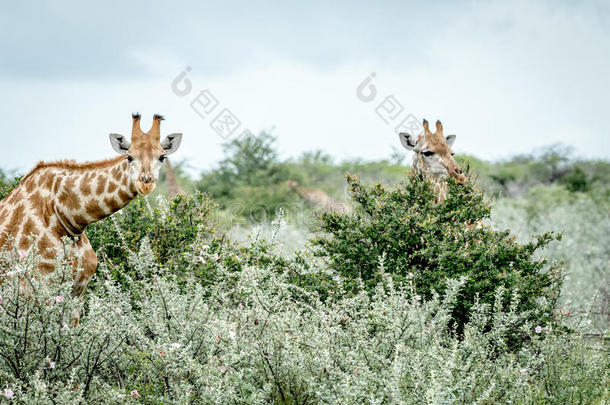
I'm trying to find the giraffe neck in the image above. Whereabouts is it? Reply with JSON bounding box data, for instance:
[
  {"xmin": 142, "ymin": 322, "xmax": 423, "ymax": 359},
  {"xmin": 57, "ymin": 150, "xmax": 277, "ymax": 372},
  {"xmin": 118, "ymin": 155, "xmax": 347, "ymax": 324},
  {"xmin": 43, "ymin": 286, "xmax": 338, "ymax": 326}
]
[
  {"xmin": 52, "ymin": 157, "xmax": 138, "ymax": 236},
  {"xmin": 295, "ymin": 185, "xmax": 312, "ymax": 201},
  {"xmin": 295, "ymin": 185, "xmax": 332, "ymax": 208},
  {"xmin": 164, "ymin": 159, "xmax": 183, "ymax": 198}
]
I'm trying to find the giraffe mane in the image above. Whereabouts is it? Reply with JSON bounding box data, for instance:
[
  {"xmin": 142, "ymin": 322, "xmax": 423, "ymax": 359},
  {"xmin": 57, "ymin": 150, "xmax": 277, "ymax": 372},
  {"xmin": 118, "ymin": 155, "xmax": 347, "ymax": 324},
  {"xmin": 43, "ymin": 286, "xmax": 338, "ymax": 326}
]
[{"xmin": 21, "ymin": 156, "xmax": 125, "ymax": 181}]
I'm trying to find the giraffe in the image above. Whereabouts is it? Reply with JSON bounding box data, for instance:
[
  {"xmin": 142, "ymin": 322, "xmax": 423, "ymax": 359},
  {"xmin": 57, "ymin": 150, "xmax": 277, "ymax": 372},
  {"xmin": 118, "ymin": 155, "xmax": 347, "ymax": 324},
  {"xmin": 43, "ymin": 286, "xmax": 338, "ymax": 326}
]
[
  {"xmin": 164, "ymin": 159, "xmax": 184, "ymax": 199},
  {"xmin": 398, "ymin": 119, "xmax": 466, "ymax": 202},
  {"xmin": 0, "ymin": 113, "xmax": 182, "ymax": 320},
  {"xmin": 286, "ymin": 180, "xmax": 351, "ymax": 214}
]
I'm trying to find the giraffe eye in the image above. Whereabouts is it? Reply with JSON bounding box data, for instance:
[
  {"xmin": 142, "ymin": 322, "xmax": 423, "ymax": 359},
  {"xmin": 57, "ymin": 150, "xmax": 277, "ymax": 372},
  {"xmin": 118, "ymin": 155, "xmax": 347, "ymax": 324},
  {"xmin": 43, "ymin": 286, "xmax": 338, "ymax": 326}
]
[
  {"xmin": 159, "ymin": 155, "xmax": 167, "ymax": 163},
  {"xmin": 422, "ymin": 151, "xmax": 434, "ymax": 157},
  {"xmin": 126, "ymin": 155, "xmax": 134, "ymax": 163}
]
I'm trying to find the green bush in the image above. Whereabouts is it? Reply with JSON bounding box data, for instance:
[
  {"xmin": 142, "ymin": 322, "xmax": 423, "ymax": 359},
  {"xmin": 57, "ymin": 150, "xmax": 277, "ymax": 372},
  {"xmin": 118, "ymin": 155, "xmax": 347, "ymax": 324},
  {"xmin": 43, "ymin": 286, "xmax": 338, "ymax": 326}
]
[
  {"xmin": 559, "ymin": 165, "xmax": 590, "ymax": 192},
  {"xmin": 311, "ymin": 173, "xmax": 563, "ymax": 334},
  {"xmin": 0, "ymin": 172, "xmax": 19, "ymax": 201},
  {"xmin": 86, "ymin": 192, "xmax": 228, "ymax": 289},
  {"xmin": 85, "ymin": 192, "xmax": 307, "ymax": 296}
]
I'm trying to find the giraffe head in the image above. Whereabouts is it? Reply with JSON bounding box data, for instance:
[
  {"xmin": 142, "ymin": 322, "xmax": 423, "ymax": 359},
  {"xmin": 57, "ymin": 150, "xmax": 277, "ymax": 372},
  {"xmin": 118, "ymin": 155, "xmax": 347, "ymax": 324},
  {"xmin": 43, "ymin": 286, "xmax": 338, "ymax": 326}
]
[
  {"xmin": 398, "ymin": 119, "xmax": 465, "ymax": 183},
  {"xmin": 109, "ymin": 113, "xmax": 182, "ymax": 195}
]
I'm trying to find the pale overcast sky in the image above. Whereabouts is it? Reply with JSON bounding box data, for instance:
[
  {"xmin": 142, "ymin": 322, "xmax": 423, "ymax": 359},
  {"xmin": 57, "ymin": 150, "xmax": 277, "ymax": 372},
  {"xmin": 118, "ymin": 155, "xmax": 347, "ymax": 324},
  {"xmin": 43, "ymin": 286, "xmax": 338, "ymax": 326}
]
[{"xmin": 1, "ymin": 0, "xmax": 608, "ymax": 175}]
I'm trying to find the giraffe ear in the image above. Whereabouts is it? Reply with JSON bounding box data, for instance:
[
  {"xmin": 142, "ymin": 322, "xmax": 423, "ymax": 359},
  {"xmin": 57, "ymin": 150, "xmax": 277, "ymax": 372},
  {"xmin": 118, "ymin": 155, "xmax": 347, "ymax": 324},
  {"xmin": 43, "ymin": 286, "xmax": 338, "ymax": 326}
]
[
  {"xmin": 109, "ymin": 133, "xmax": 131, "ymax": 155},
  {"xmin": 398, "ymin": 132, "xmax": 417, "ymax": 151},
  {"xmin": 445, "ymin": 135, "xmax": 457, "ymax": 148},
  {"xmin": 161, "ymin": 133, "xmax": 182, "ymax": 155}
]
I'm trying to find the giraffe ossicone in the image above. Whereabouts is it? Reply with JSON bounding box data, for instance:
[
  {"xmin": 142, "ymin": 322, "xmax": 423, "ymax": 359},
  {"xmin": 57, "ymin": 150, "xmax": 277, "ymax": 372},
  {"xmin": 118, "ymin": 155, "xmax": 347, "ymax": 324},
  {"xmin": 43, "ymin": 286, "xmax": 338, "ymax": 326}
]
[{"xmin": 0, "ymin": 113, "xmax": 182, "ymax": 322}]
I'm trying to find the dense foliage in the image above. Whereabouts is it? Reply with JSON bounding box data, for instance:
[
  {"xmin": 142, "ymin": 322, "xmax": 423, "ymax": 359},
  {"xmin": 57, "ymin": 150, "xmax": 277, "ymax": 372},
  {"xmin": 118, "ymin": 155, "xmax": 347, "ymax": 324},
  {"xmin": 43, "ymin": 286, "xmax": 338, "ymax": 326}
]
[
  {"xmin": 0, "ymin": 222, "xmax": 607, "ymax": 403},
  {"xmin": 312, "ymin": 174, "xmax": 563, "ymax": 335},
  {"xmin": 85, "ymin": 193, "xmax": 221, "ymax": 288}
]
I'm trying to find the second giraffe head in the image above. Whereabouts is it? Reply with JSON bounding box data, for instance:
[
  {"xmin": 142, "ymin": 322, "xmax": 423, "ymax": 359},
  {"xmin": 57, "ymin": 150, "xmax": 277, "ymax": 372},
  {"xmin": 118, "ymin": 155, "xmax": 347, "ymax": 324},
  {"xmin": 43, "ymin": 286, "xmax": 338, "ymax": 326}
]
[{"xmin": 398, "ymin": 119, "xmax": 466, "ymax": 183}]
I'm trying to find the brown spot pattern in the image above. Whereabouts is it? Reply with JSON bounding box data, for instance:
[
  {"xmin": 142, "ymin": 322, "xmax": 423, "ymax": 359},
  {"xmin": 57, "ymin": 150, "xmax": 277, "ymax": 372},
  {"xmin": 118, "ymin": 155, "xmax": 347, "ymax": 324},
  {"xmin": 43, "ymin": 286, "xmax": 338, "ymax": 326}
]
[
  {"xmin": 58, "ymin": 191, "xmax": 81, "ymax": 211},
  {"xmin": 80, "ymin": 175, "xmax": 92, "ymax": 196},
  {"xmin": 111, "ymin": 166, "xmax": 122, "ymax": 180},
  {"xmin": 37, "ymin": 234, "xmax": 55, "ymax": 259},
  {"xmin": 96, "ymin": 175, "xmax": 107, "ymax": 195},
  {"xmin": 104, "ymin": 196, "xmax": 121, "ymax": 212},
  {"xmin": 38, "ymin": 262, "xmax": 55, "ymax": 275},
  {"xmin": 6, "ymin": 205, "xmax": 22, "ymax": 236},
  {"xmin": 25, "ymin": 178, "xmax": 36, "ymax": 193},
  {"xmin": 50, "ymin": 224, "xmax": 66, "ymax": 240},
  {"xmin": 107, "ymin": 181, "xmax": 118, "ymax": 193},
  {"xmin": 85, "ymin": 199, "xmax": 106, "ymax": 220},
  {"xmin": 73, "ymin": 214, "xmax": 89, "ymax": 229},
  {"xmin": 118, "ymin": 189, "xmax": 131, "ymax": 203},
  {"xmin": 22, "ymin": 217, "xmax": 39, "ymax": 237},
  {"xmin": 53, "ymin": 177, "xmax": 63, "ymax": 194},
  {"xmin": 18, "ymin": 237, "xmax": 30, "ymax": 251}
]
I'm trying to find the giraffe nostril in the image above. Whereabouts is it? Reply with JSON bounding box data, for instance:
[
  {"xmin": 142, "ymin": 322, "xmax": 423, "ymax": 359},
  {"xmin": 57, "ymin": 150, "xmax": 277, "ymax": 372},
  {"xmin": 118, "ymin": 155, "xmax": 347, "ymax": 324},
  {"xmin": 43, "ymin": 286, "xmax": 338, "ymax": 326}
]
[{"xmin": 140, "ymin": 175, "xmax": 153, "ymax": 184}]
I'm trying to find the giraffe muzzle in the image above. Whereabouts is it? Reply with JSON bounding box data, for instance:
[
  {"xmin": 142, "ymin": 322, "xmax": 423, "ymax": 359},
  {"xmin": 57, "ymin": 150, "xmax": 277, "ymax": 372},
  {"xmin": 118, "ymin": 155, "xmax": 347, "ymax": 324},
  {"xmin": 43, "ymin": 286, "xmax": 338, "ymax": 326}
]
[
  {"xmin": 451, "ymin": 169, "xmax": 467, "ymax": 184},
  {"xmin": 137, "ymin": 176, "xmax": 156, "ymax": 194}
]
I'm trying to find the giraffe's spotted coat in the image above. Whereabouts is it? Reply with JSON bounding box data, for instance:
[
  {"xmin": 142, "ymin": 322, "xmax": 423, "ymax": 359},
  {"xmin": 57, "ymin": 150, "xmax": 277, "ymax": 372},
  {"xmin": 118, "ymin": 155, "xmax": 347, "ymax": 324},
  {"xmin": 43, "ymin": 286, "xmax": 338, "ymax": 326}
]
[
  {"xmin": 0, "ymin": 114, "xmax": 182, "ymax": 324},
  {"xmin": 0, "ymin": 157, "xmax": 137, "ymax": 290}
]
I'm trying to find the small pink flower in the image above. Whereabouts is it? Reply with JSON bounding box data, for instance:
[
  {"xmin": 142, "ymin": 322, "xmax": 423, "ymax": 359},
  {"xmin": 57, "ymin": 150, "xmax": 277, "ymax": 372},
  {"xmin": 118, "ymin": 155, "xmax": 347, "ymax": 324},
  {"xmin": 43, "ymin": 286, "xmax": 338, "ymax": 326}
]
[
  {"xmin": 115, "ymin": 307, "xmax": 122, "ymax": 314},
  {"xmin": 414, "ymin": 295, "xmax": 421, "ymax": 302},
  {"xmin": 2, "ymin": 388, "xmax": 14, "ymax": 399},
  {"xmin": 54, "ymin": 296, "xmax": 65, "ymax": 303},
  {"xmin": 535, "ymin": 325, "xmax": 542, "ymax": 334},
  {"xmin": 131, "ymin": 390, "xmax": 140, "ymax": 399},
  {"xmin": 220, "ymin": 365, "xmax": 226, "ymax": 373},
  {"xmin": 213, "ymin": 253, "xmax": 219, "ymax": 261},
  {"xmin": 426, "ymin": 322, "xmax": 433, "ymax": 327},
  {"xmin": 18, "ymin": 250, "xmax": 26, "ymax": 260},
  {"xmin": 0, "ymin": 295, "xmax": 3, "ymax": 305}
]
